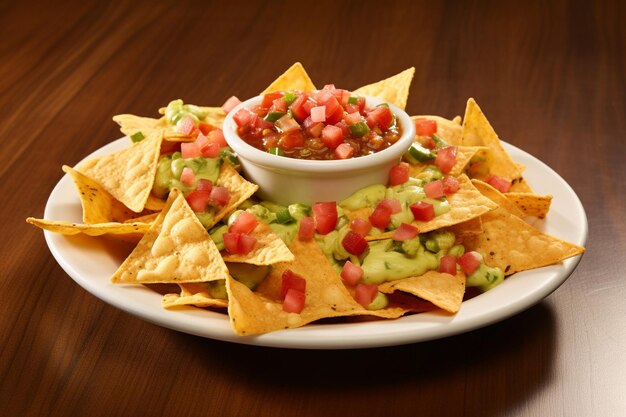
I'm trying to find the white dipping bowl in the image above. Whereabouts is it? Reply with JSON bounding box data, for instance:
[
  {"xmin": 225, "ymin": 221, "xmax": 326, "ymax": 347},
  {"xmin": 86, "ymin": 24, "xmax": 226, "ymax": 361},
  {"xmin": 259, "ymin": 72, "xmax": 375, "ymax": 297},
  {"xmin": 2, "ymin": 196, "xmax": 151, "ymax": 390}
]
[{"xmin": 222, "ymin": 95, "xmax": 415, "ymax": 206}]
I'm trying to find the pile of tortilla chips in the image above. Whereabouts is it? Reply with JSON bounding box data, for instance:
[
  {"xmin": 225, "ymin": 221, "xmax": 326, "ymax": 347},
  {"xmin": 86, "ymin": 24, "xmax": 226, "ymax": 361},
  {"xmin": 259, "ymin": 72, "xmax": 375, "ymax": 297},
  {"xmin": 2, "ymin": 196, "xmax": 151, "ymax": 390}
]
[{"xmin": 27, "ymin": 62, "xmax": 584, "ymax": 336}]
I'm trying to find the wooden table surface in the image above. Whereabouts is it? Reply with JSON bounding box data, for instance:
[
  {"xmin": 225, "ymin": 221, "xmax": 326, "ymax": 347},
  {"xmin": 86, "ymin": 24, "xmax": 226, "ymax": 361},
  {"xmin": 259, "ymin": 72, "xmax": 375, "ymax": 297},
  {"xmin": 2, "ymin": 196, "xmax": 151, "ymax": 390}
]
[{"xmin": 2, "ymin": 0, "xmax": 624, "ymax": 416}]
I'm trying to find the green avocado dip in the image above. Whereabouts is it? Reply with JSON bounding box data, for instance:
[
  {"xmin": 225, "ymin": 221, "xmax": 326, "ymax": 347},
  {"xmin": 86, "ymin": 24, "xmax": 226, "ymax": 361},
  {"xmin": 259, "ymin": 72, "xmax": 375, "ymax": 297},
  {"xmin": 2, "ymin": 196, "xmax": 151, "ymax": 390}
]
[{"xmin": 165, "ymin": 99, "xmax": 210, "ymax": 128}]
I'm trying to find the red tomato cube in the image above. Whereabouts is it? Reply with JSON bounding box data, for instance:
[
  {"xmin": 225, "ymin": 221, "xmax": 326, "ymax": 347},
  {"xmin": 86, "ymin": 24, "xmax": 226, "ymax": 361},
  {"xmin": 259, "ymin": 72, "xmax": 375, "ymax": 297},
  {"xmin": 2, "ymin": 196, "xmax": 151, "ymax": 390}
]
[
  {"xmin": 414, "ymin": 118, "xmax": 438, "ymax": 137},
  {"xmin": 392, "ymin": 223, "xmax": 419, "ymax": 241},
  {"xmin": 368, "ymin": 106, "xmax": 393, "ymax": 130},
  {"xmin": 221, "ymin": 96, "xmax": 242, "ymax": 113},
  {"xmin": 208, "ymin": 129, "xmax": 228, "ymax": 148},
  {"xmin": 181, "ymin": 141, "xmax": 201, "ymax": 159},
  {"xmin": 223, "ymin": 232, "xmax": 240, "ymax": 254},
  {"xmin": 341, "ymin": 231, "xmax": 368, "ymax": 256},
  {"xmin": 334, "ymin": 143, "xmax": 354, "ymax": 159},
  {"xmin": 355, "ymin": 284, "xmax": 378, "ymax": 308},
  {"xmin": 442, "ymin": 176, "xmax": 460, "ymax": 195},
  {"xmin": 185, "ymin": 189, "xmax": 211, "ymax": 212},
  {"xmin": 283, "ymin": 288, "xmax": 306, "ymax": 313},
  {"xmin": 350, "ymin": 218, "xmax": 372, "ymax": 236},
  {"xmin": 439, "ymin": 255, "xmax": 457, "ymax": 275},
  {"xmin": 180, "ymin": 167, "xmax": 195, "ymax": 186},
  {"xmin": 298, "ymin": 216, "xmax": 315, "ymax": 241},
  {"xmin": 369, "ymin": 204, "xmax": 392, "ymax": 229},
  {"xmin": 410, "ymin": 201, "xmax": 435, "ymax": 221},
  {"xmin": 434, "ymin": 146, "xmax": 457, "ymax": 174},
  {"xmin": 389, "ymin": 162, "xmax": 410, "ymax": 186},
  {"xmin": 485, "ymin": 175, "xmax": 512, "ymax": 193},
  {"xmin": 178, "ymin": 116, "xmax": 197, "ymax": 136},
  {"xmin": 229, "ymin": 211, "xmax": 258, "ymax": 234},
  {"xmin": 237, "ymin": 233, "xmax": 257, "ymax": 255},
  {"xmin": 281, "ymin": 270, "xmax": 307, "ymax": 297},
  {"xmin": 424, "ymin": 180, "xmax": 445, "ymax": 199},
  {"xmin": 458, "ymin": 251, "xmax": 482, "ymax": 275},
  {"xmin": 312, "ymin": 202, "xmax": 338, "ymax": 235},
  {"xmin": 208, "ymin": 186, "xmax": 230, "ymax": 206},
  {"xmin": 341, "ymin": 261, "xmax": 363, "ymax": 286}
]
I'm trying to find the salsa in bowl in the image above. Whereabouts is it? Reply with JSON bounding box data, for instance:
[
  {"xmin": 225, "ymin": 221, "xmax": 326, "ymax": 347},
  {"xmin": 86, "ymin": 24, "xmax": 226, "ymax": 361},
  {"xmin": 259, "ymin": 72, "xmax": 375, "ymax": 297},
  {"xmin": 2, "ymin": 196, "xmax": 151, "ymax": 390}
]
[{"xmin": 222, "ymin": 87, "xmax": 415, "ymax": 205}]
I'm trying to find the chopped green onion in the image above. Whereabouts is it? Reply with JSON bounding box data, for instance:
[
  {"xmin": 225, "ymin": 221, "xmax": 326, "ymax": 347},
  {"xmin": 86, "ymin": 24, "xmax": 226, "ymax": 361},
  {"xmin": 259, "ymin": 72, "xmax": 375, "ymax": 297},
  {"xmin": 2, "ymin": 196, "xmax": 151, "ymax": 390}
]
[
  {"xmin": 349, "ymin": 121, "xmax": 370, "ymax": 137},
  {"xmin": 130, "ymin": 131, "xmax": 145, "ymax": 142},
  {"xmin": 347, "ymin": 96, "xmax": 359, "ymax": 104},
  {"xmin": 264, "ymin": 111, "xmax": 286, "ymax": 122},
  {"xmin": 282, "ymin": 92, "xmax": 297, "ymax": 105},
  {"xmin": 274, "ymin": 208, "xmax": 294, "ymax": 224},
  {"xmin": 408, "ymin": 143, "xmax": 435, "ymax": 162},
  {"xmin": 268, "ymin": 147, "xmax": 285, "ymax": 156},
  {"xmin": 432, "ymin": 134, "xmax": 448, "ymax": 149}
]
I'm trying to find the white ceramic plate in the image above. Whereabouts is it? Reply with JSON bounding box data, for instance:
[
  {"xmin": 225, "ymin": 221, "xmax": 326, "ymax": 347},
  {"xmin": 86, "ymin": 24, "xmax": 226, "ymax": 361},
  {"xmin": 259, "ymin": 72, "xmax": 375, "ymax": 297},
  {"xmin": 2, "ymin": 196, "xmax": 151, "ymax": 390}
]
[{"xmin": 43, "ymin": 138, "xmax": 587, "ymax": 349}]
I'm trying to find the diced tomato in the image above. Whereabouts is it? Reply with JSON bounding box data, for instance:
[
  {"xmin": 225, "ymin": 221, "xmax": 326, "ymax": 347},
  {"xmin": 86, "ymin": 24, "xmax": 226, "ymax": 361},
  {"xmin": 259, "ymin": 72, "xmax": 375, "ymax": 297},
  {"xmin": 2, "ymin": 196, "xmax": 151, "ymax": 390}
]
[
  {"xmin": 180, "ymin": 167, "xmax": 195, "ymax": 186},
  {"xmin": 308, "ymin": 121, "xmax": 324, "ymax": 138},
  {"xmin": 485, "ymin": 175, "xmax": 512, "ymax": 193},
  {"xmin": 334, "ymin": 121, "xmax": 351, "ymax": 137},
  {"xmin": 345, "ymin": 103, "xmax": 359, "ymax": 114},
  {"xmin": 414, "ymin": 118, "xmax": 438, "ymax": 137},
  {"xmin": 302, "ymin": 99, "xmax": 316, "ymax": 115},
  {"xmin": 237, "ymin": 233, "xmax": 257, "ymax": 255},
  {"xmin": 392, "ymin": 223, "xmax": 419, "ymax": 241},
  {"xmin": 283, "ymin": 288, "xmax": 306, "ymax": 313},
  {"xmin": 365, "ymin": 113, "xmax": 378, "ymax": 130},
  {"xmin": 315, "ymin": 88, "xmax": 333, "ymax": 104},
  {"xmin": 207, "ymin": 129, "xmax": 228, "ymax": 148},
  {"xmin": 310, "ymin": 105, "xmax": 326, "ymax": 123},
  {"xmin": 434, "ymin": 146, "xmax": 457, "ymax": 174},
  {"xmin": 458, "ymin": 251, "xmax": 482, "ymax": 275},
  {"xmin": 424, "ymin": 180, "xmax": 445, "ymax": 199},
  {"xmin": 442, "ymin": 176, "xmax": 460, "ymax": 195},
  {"xmin": 355, "ymin": 284, "xmax": 378, "ymax": 308},
  {"xmin": 272, "ymin": 98, "xmax": 287, "ymax": 113},
  {"xmin": 208, "ymin": 186, "xmax": 230, "ymax": 206},
  {"xmin": 389, "ymin": 162, "xmax": 410, "ymax": 186},
  {"xmin": 221, "ymin": 96, "xmax": 242, "ymax": 113},
  {"xmin": 344, "ymin": 111, "xmax": 363, "ymax": 125},
  {"xmin": 275, "ymin": 114, "xmax": 300, "ymax": 134},
  {"xmin": 378, "ymin": 199, "xmax": 402, "ymax": 214},
  {"xmin": 233, "ymin": 108, "xmax": 252, "ymax": 127},
  {"xmin": 368, "ymin": 106, "xmax": 393, "ymax": 130},
  {"xmin": 185, "ymin": 189, "xmax": 211, "ymax": 212},
  {"xmin": 261, "ymin": 91, "xmax": 283, "ymax": 109},
  {"xmin": 369, "ymin": 204, "xmax": 392, "ymax": 229},
  {"xmin": 223, "ymin": 232, "xmax": 240, "ymax": 254},
  {"xmin": 439, "ymin": 255, "xmax": 457, "ymax": 275},
  {"xmin": 181, "ymin": 141, "xmax": 201, "ymax": 158},
  {"xmin": 410, "ymin": 201, "xmax": 435, "ymax": 221},
  {"xmin": 312, "ymin": 202, "xmax": 338, "ymax": 235},
  {"xmin": 196, "ymin": 179, "xmax": 212, "ymax": 191},
  {"xmin": 279, "ymin": 130, "xmax": 305, "ymax": 150},
  {"xmin": 281, "ymin": 270, "xmax": 307, "ymax": 297},
  {"xmin": 350, "ymin": 218, "xmax": 372, "ymax": 236},
  {"xmin": 334, "ymin": 143, "xmax": 354, "ymax": 159},
  {"xmin": 298, "ymin": 216, "xmax": 315, "ymax": 241},
  {"xmin": 356, "ymin": 97, "xmax": 366, "ymax": 114},
  {"xmin": 198, "ymin": 122, "xmax": 214, "ymax": 136},
  {"xmin": 178, "ymin": 116, "xmax": 196, "ymax": 136},
  {"xmin": 326, "ymin": 104, "xmax": 344, "ymax": 125},
  {"xmin": 195, "ymin": 133, "xmax": 220, "ymax": 158},
  {"xmin": 321, "ymin": 124, "xmax": 344, "ymax": 148},
  {"xmin": 424, "ymin": 137, "xmax": 436, "ymax": 149},
  {"xmin": 229, "ymin": 211, "xmax": 258, "ymax": 234},
  {"xmin": 341, "ymin": 261, "xmax": 363, "ymax": 286},
  {"xmin": 341, "ymin": 231, "xmax": 368, "ymax": 256},
  {"xmin": 290, "ymin": 94, "xmax": 310, "ymax": 122}
]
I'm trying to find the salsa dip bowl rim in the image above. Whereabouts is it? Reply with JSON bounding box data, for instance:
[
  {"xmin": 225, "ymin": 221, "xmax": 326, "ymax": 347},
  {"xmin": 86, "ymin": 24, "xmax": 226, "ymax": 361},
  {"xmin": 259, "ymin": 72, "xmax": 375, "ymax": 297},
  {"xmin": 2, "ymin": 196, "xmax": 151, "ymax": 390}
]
[{"xmin": 222, "ymin": 94, "xmax": 416, "ymax": 175}]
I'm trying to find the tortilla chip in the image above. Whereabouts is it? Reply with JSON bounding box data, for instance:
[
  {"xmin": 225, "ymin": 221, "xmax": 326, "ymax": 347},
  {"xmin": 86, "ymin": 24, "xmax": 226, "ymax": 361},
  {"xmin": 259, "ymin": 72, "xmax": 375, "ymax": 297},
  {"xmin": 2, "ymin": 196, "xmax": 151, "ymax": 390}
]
[
  {"xmin": 209, "ymin": 162, "xmax": 259, "ymax": 228},
  {"xmin": 506, "ymin": 192, "xmax": 553, "ymax": 218},
  {"xmin": 162, "ymin": 283, "xmax": 228, "ymax": 309},
  {"xmin": 62, "ymin": 165, "xmax": 137, "ymax": 223},
  {"xmin": 353, "ymin": 175, "xmax": 498, "ymax": 241},
  {"xmin": 77, "ymin": 131, "xmax": 163, "ymax": 213},
  {"xmin": 353, "ymin": 67, "xmax": 415, "ymax": 110},
  {"xmin": 225, "ymin": 238, "xmax": 407, "ymax": 335},
  {"xmin": 471, "ymin": 179, "xmax": 525, "ymax": 218},
  {"xmin": 25, "ymin": 217, "xmax": 150, "ymax": 236},
  {"xmin": 379, "ymin": 270, "xmax": 466, "ymax": 313},
  {"xmin": 222, "ymin": 222, "xmax": 294, "ymax": 265},
  {"xmin": 461, "ymin": 206, "xmax": 584, "ymax": 276},
  {"xmin": 411, "ymin": 115, "xmax": 463, "ymax": 145},
  {"xmin": 144, "ymin": 193, "xmax": 167, "ymax": 211},
  {"xmin": 112, "ymin": 114, "xmax": 191, "ymax": 141},
  {"xmin": 446, "ymin": 216, "xmax": 484, "ymax": 241},
  {"xmin": 262, "ymin": 62, "xmax": 316, "ymax": 94},
  {"xmin": 155, "ymin": 106, "xmax": 226, "ymax": 129},
  {"xmin": 462, "ymin": 98, "xmax": 532, "ymax": 192},
  {"xmin": 110, "ymin": 189, "xmax": 229, "ymax": 284}
]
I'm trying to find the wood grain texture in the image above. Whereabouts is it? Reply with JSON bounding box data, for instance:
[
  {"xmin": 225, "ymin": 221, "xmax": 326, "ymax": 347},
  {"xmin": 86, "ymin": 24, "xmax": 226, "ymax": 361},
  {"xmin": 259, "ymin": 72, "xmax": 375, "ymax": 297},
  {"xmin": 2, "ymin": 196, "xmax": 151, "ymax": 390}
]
[{"xmin": 1, "ymin": 0, "xmax": 625, "ymax": 416}]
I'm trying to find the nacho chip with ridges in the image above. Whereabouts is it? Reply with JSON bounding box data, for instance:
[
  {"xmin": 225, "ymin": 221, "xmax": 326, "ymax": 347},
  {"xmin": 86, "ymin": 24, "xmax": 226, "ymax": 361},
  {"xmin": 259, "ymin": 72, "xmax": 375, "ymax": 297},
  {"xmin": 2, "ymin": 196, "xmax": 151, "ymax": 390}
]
[
  {"xmin": 461, "ymin": 206, "xmax": 584, "ymax": 276},
  {"xmin": 144, "ymin": 193, "xmax": 167, "ymax": 211},
  {"xmin": 26, "ymin": 218, "xmax": 150, "ymax": 236},
  {"xmin": 407, "ymin": 146, "xmax": 488, "ymax": 179},
  {"xmin": 225, "ymin": 238, "xmax": 410, "ymax": 336},
  {"xmin": 112, "ymin": 114, "xmax": 191, "ymax": 141},
  {"xmin": 378, "ymin": 270, "xmax": 466, "ymax": 313},
  {"xmin": 353, "ymin": 67, "xmax": 415, "ymax": 110},
  {"xmin": 77, "ymin": 131, "xmax": 163, "ymax": 213},
  {"xmin": 222, "ymin": 222, "xmax": 294, "ymax": 265},
  {"xmin": 505, "ymin": 192, "xmax": 553, "ymax": 218},
  {"xmin": 346, "ymin": 175, "xmax": 498, "ymax": 241},
  {"xmin": 411, "ymin": 115, "xmax": 463, "ymax": 145},
  {"xmin": 462, "ymin": 98, "xmax": 533, "ymax": 193},
  {"xmin": 471, "ymin": 179, "xmax": 525, "ymax": 218},
  {"xmin": 110, "ymin": 189, "xmax": 229, "ymax": 284},
  {"xmin": 62, "ymin": 165, "xmax": 138, "ymax": 223},
  {"xmin": 262, "ymin": 62, "xmax": 316, "ymax": 94},
  {"xmin": 162, "ymin": 283, "xmax": 228, "ymax": 309}
]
